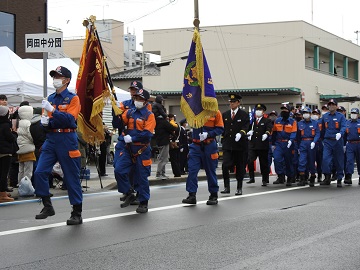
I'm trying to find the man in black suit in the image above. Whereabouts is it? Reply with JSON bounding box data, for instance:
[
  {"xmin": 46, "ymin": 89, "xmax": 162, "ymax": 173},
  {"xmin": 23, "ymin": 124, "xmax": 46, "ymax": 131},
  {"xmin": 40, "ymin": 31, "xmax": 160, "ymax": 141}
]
[
  {"xmin": 246, "ymin": 104, "xmax": 273, "ymax": 186},
  {"xmin": 179, "ymin": 119, "xmax": 189, "ymax": 175},
  {"xmin": 220, "ymin": 94, "xmax": 250, "ymax": 195}
]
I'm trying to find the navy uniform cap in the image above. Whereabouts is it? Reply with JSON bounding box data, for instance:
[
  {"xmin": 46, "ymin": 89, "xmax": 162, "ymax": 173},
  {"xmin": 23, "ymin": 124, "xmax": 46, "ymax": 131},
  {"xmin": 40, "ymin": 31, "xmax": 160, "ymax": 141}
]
[
  {"xmin": 269, "ymin": 110, "xmax": 278, "ymax": 116},
  {"xmin": 337, "ymin": 106, "xmax": 346, "ymax": 112},
  {"xmin": 134, "ymin": 89, "xmax": 150, "ymax": 100},
  {"xmin": 179, "ymin": 119, "xmax": 187, "ymax": 125},
  {"xmin": 49, "ymin": 66, "xmax": 72, "ymax": 80},
  {"xmin": 327, "ymin": 98, "xmax": 338, "ymax": 105},
  {"xmin": 228, "ymin": 94, "xmax": 242, "ymax": 101},
  {"xmin": 312, "ymin": 108, "xmax": 321, "ymax": 114},
  {"xmin": 301, "ymin": 107, "xmax": 311, "ymax": 113},
  {"xmin": 129, "ymin": 81, "xmax": 143, "ymax": 90},
  {"xmin": 255, "ymin": 103, "xmax": 266, "ymax": 111},
  {"xmin": 280, "ymin": 104, "xmax": 291, "ymax": 111},
  {"xmin": 351, "ymin": 108, "xmax": 359, "ymax": 114}
]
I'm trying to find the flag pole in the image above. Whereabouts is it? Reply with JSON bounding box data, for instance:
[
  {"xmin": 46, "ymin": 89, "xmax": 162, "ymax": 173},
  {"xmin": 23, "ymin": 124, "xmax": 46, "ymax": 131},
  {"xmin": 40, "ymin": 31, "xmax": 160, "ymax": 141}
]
[
  {"xmin": 193, "ymin": 0, "xmax": 200, "ymax": 29},
  {"xmin": 87, "ymin": 17, "xmax": 117, "ymax": 101}
]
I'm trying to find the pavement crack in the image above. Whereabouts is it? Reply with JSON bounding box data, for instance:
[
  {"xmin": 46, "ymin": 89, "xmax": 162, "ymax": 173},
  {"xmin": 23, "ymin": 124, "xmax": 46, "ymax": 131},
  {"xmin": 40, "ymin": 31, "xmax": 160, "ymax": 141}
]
[{"xmin": 279, "ymin": 203, "xmax": 307, "ymax": 210}]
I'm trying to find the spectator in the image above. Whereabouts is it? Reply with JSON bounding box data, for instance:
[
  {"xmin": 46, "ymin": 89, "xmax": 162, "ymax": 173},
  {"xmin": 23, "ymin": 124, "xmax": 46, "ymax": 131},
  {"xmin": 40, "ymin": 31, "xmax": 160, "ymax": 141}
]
[
  {"xmin": 99, "ymin": 124, "xmax": 111, "ymax": 177},
  {"xmin": 168, "ymin": 114, "xmax": 181, "ymax": 177},
  {"xmin": 154, "ymin": 113, "xmax": 178, "ymax": 180},
  {"xmin": 152, "ymin": 95, "xmax": 167, "ymax": 119},
  {"xmin": 0, "ymin": 105, "xmax": 15, "ymax": 202},
  {"xmin": 17, "ymin": 105, "xmax": 36, "ymax": 184}
]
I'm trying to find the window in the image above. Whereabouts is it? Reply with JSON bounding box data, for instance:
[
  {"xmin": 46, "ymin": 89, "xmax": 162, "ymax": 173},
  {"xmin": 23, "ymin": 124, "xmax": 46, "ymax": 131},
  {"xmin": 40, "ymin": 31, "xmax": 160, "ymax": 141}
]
[{"xmin": 0, "ymin": 12, "xmax": 15, "ymax": 51}]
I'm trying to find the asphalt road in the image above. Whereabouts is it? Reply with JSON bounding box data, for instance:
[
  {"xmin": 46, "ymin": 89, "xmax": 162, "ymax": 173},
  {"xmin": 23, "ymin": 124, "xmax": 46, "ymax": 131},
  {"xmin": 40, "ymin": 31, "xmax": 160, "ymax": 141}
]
[{"xmin": 1, "ymin": 176, "xmax": 360, "ymax": 270}]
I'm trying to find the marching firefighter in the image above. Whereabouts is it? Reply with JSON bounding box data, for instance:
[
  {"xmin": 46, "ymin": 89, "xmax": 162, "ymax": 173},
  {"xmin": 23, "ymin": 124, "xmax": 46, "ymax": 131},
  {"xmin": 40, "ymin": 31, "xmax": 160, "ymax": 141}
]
[
  {"xmin": 114, "ymin": 89, "xmax": 155, "ymax": 213},
  {"xmin": 343, "ymin": 108, "xmax": 360, "ymax": 185},
  {"xmin": 296, "ymin": 107, "xmax": 320, "ymax": 187},
  {"xmin": 320, "ymin": 99, "xmax": 347, "ymax": 187},
  {"xmin": 34, "ymin": 66, "xmax": 83, "ymax": 225},
  {"xmin": 272, "ymin": 104, "xmax": 297, "ymax": 186},
  {"xmin": 182, "ymin": 110, "xmax": 224, "ymax": 205}
]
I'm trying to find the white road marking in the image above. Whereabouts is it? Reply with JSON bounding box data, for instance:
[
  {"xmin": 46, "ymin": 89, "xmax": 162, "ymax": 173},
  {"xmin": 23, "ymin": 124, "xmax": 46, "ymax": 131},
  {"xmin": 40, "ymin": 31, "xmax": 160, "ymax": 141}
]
[
  {"xmin": 1, "ymin": 177, "xmax": 358, "ymax": 237},
  {"xmin": 0, "ymin": 185, "xmax": 308, "ymax": 237}
]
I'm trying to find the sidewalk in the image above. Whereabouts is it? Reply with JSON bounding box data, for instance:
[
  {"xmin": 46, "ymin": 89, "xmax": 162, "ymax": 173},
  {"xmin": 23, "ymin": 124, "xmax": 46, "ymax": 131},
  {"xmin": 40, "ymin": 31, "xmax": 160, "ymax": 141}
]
[{"xmin": 8, "ymin": 160, "xmax": 251, "ymax": 201}]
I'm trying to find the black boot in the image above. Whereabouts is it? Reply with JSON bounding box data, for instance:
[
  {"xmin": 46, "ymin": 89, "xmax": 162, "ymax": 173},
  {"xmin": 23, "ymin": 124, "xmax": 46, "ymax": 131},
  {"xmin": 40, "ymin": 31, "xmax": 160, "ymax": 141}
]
[
  {"xmin": 247, "ymin": 171, "xmax": 255, "ymax": 183},
  {"xmin": 344, "ymin": 174, "xmax": 352, "ymax": 185},
  {"xmin": 220, "ymin": 187, "xmax": 230, "ymax": 194},
  {"xmin": 337, "ymin": 179, "xmax": 342, "ymax": 188},
  {"xmin": 273, "ymin": 174, "xmax": 285, "ymax": 184},
  {"xmin": 67, "ymin": 204, "xmax": 83, "ymax": 225},
  {"xmin": 261, "ymin": 175, "xmax": 269, "ymax": 186},
  {"xmin": 309, "ymin": 175, "xmax": 316, "ymax": 187},
  {"xmin": 136, "ymin": 201, "xmax": 148, "ymax": 213},
  {"xmin": 182, "ymin": 192, "xmax": 197, "ymax": 204},
  {"xmin": 35, "ymin": 196, "xmax": 55, "ymax": 219},
  {"xmin": 297, "ymin": 174, "xmax": 306, "ymax": 186},
  {"xmin": 206, "ymin": 193, "xmax": 218, "ymax": 205},
  {"xmin": 120, "ymin": 192, "xmax": 136, "ymax": 208},
  {"xmin": 320, "ymin": 174, "xmax": 331, "ymax": 185},
  {"xmin": 286, "ymin": 176, "xmax": 293, "ymax": 187}
]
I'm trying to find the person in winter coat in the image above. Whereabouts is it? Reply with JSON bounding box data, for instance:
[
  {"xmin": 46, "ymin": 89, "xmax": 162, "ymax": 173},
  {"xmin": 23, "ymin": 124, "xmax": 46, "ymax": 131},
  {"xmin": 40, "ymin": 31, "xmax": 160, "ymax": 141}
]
[
  {"xmin": 0, "ymin": 105, "xmax": 15, "ymax": 202},
  {"xmin": 152, "ymin": 95, "xmax": 168, "ymax": 119},
  {"xmin": 17, "ymin": 105, "xmax": 36, "ymax": 183},
  {"xmin": 30, "ymin": 108, "xmax": 47, "ymax": 186}
]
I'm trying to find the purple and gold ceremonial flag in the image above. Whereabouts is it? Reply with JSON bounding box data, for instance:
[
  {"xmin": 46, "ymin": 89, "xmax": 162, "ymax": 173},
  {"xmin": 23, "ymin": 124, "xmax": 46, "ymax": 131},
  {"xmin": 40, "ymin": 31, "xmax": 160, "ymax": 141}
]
[{"xmin": 180, "ymin": 28, "xmax": 218, "ymax": 128}]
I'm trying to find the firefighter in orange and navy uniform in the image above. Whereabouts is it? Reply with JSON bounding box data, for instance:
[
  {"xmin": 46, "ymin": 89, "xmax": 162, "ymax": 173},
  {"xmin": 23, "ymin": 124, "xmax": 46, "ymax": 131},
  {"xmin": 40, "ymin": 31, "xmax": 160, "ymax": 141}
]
[
  {"xmin": 182, "ymin": 110, "xmax": 224, "ymax": 206},
  {"xmin": 114, "ymin": 89, "xmax": 155, "ymax": 214},
  {"xmin": 34, "ymin": 66, "xmax": 83, "ymax": 225},
  {"xmin": 272, "ymin": 104, "xmax": 297, "ymax": 186}
]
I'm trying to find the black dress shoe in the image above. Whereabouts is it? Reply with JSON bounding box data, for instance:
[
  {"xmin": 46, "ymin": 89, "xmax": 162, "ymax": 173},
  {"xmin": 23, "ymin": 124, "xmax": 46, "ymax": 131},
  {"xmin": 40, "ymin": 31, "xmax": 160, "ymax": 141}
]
[
  {"xmin": 246, "ymin": 179, "xmax": 255, "ymax": 184},
  {"xmin": 220, "ymin": 187, "xmax": 230, "ymax": 194},
  {"xmin": 261, "ymin": 182, "xmax": 267, "ymax": 186},
  {"xmin": 100, "ymin": 173, "xmax": 108, "ymax": 177},
  {"xmin": 235, "ymin": 189, "xmax": 242, "ymax": 196}
]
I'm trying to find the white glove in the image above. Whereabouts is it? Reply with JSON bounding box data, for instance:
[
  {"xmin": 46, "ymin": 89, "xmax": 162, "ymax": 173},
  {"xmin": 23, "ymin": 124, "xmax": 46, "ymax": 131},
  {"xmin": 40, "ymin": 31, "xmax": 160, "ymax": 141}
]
[
  {"xmin": 335, "ymin": 133, "xmax": 341, "ymax": 141},
  {"xmin": 262, "ymin": 134, "xmax": 268, "ymax": 141},
  {"xmin": 343, "ymin": 146, "xmax": 346, "ymax": 153},
  {"xmin": 116, "ymin": 101, "xmax": 121, "ymax": 107},
  {"xmin": 235, "ymin": 133, "xmax": 241, "ymax": 142},
  {"xmin": 247, "ymin": 130, "xmax": 254, "ymax": 136},
  {"xmin": 310, "ymin": 142, "xmax": 315, "ymax": 149},
  {"xmin": 40, "ymin": 115, "xmax": 49, "ymax": 126},
  {"xmin": 199, "ymin": 132, "xmax": 208, "ymax": 141},
  {"xmin": 180, "ymin": 148, "xmax": 184, "ymax": 152},
  {"xmin": 124, "ymin": 135, "xmax": 132, "ymax": 143},
  {"xmin": 271, "ymin": 145, "xmax": 276, "ymax": 153},
  {"xmin": 42, "ymin": 100, "xmax": 54, "ymax": 112},
  {"xmin": 287, "ymin": 140, "xmax": 292, "ymax": 148}
]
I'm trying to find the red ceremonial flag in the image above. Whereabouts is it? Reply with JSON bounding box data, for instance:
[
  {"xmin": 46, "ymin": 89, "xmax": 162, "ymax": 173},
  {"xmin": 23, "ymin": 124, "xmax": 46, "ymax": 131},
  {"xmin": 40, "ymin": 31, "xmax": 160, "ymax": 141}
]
[{"xmin": 76, "ymin": 22, "xmax": 111, "ymax": 145}]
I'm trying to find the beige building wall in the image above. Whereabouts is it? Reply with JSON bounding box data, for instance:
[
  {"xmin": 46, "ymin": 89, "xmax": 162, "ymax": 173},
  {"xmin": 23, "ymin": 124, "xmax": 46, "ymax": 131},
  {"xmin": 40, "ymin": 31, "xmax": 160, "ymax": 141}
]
[
  {"xmin": 63, "ymin": 19, "xmax": 124, "ymax": 75},
  {"xmin": 143, "ymin": 21, "xmax": 360, "ymax": 120}
]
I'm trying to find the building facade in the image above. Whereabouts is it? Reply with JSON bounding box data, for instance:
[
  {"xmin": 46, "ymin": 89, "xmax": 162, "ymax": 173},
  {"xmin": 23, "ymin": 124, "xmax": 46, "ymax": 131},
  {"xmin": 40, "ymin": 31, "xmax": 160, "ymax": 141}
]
[
  {"xmin": 143, "ymin": 21, "xmax": 360, "ymax": 120},
  {"xmin": 0, "ymin": 0, "xmax": 47, "ymax": 59},
  {"xmin": 63, "ymin": 19, "xmax": 125, "ymax": 75}
]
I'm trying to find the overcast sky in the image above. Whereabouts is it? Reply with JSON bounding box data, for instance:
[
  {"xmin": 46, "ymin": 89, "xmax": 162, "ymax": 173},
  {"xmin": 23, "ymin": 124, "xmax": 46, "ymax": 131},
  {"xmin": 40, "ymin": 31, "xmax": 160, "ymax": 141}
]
[{"xmin": 48, "ymin": 0, "xmax": 360, "ymax": 50}]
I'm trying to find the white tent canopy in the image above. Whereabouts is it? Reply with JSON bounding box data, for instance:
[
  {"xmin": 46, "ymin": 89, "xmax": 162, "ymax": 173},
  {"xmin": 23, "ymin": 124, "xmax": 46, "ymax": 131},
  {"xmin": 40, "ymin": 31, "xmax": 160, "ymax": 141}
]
[
  {"xmin": 0, "ymin": 46, "xmax": 54, "ymax": 106},
  {"xmin": 0, "ymin": 46, "xmax": 130, "ymax": 106}
]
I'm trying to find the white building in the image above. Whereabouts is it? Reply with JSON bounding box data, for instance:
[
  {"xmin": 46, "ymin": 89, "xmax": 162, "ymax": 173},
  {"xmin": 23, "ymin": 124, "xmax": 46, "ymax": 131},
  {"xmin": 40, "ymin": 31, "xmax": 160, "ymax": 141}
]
[{"xmin": 143, "ymin": 20, "xmax": 360, "ymax": 119}]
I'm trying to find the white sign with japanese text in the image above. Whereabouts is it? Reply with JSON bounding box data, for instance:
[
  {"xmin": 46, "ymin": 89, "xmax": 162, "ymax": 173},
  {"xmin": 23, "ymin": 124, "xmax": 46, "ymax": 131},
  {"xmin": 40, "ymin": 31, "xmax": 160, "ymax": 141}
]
[{"xmin": 25, "ymin": 33, "xmax": 63, "ymax": 53}]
